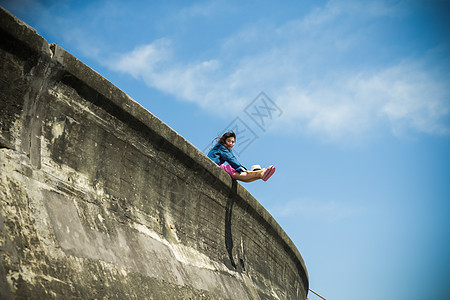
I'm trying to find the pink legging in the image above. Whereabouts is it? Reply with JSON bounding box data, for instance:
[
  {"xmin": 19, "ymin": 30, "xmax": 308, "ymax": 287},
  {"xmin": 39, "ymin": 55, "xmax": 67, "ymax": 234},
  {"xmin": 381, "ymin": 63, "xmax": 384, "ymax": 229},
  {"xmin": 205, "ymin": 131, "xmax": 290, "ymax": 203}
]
[{"xmin": 220, "ymin": 164, "xmax": 236, "ymax": 176}]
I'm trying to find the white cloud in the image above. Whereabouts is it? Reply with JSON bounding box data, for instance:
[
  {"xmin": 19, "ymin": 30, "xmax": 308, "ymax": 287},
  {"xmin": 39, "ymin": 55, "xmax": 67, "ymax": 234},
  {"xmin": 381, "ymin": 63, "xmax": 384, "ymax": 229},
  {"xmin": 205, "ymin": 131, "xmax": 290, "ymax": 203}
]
[
  {"xmin": 268, "ymin": 198, "xmax": 365, "ymax": 223},
  {"xmin": 112, "ymin": 39, "xmax": 172, "ymax": 78},
  {"xmin": 107, "ymin": 0, "xmax": 450, "ymax": 141},
  {"xmin": 109, "ymin": 38, "xmax": 250, "ymax": 109},
  {"xmin": 355, "ymin": 61, "xmax": 450, "ymax": 136},
  {"xmin": 275, "ymin": 57, "xmax": 450, "ymax": 140}
]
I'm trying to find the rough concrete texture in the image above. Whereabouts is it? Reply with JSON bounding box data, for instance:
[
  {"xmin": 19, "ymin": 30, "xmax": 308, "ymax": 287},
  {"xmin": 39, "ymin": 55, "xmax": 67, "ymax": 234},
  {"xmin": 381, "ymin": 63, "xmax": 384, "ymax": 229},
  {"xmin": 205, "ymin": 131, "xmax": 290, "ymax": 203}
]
[{"xmin": 0, "ymin": 6, "xmax": 308, "ymax": 299}]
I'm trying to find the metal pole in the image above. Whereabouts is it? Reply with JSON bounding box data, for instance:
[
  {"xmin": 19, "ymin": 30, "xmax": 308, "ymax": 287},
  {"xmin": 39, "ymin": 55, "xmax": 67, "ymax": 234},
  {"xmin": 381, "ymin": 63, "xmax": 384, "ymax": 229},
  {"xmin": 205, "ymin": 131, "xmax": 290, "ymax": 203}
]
[{"xmin": 309, "ymin": 288, "xmax": 327, "ymax": 300}]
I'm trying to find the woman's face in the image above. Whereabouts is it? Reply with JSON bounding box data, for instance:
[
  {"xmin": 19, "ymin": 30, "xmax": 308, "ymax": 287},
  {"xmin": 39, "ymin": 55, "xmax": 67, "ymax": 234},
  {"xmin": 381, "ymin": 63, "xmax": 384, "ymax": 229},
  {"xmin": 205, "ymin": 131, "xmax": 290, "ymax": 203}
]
[{"xmin": 224, "ymin": 137, "xmax": 235, "ymax": 150}]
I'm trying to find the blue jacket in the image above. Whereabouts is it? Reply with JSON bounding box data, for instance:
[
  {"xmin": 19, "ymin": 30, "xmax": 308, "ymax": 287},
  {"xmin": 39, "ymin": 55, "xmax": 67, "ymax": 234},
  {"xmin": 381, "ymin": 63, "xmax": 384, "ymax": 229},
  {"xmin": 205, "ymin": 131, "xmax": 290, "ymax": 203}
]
[{"xmin": 207, "ymin": 143, "xmax": 244, "ymax": 173}]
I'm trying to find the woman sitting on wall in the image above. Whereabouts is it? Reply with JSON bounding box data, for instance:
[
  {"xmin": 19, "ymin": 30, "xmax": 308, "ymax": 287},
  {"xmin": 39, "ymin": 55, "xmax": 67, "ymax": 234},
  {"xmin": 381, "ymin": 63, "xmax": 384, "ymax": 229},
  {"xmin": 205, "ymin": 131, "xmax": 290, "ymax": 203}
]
[{"xmin": 207, "ymin": 132, "xmax": 275, "ymax": 182}]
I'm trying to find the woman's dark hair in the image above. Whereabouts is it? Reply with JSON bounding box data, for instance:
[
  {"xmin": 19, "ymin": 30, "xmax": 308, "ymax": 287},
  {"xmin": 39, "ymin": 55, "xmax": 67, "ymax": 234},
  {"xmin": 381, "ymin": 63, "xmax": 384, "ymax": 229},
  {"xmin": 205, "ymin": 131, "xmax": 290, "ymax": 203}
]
[{"xmin": 218, "ymin": 131, "xmax": 236, "ymax": 145}]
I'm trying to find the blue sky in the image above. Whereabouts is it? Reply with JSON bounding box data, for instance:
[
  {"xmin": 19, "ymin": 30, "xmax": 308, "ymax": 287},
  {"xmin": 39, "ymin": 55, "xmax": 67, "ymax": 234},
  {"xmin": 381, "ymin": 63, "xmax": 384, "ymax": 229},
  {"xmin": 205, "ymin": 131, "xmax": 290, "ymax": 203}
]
[{"xmin": 2, "ymin": 0, "xmax": 449, "ymax": 299}]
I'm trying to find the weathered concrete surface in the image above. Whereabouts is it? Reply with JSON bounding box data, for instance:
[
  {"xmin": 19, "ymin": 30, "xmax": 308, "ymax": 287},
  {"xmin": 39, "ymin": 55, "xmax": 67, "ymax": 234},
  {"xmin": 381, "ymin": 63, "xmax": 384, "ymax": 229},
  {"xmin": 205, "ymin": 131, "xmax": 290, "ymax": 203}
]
[{"xmin": 0, "ymin": 6, "xmax": 308, "ymax": 299}]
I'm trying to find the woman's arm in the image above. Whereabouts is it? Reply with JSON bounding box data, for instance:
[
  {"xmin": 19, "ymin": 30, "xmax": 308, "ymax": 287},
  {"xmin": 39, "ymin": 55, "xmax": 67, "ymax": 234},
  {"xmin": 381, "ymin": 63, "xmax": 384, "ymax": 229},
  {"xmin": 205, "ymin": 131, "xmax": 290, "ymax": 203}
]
[{"xmin": 221, "ymin": 148, "xmax": 244, "ymax": 172}]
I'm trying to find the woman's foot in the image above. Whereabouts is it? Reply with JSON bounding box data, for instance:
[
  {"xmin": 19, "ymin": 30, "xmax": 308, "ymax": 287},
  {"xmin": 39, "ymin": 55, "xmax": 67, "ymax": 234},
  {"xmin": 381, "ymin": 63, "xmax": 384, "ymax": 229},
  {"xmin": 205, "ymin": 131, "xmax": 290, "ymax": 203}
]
[{"xmin": 262, "ymin": 166, "xmax": 276, "ymax": 181}]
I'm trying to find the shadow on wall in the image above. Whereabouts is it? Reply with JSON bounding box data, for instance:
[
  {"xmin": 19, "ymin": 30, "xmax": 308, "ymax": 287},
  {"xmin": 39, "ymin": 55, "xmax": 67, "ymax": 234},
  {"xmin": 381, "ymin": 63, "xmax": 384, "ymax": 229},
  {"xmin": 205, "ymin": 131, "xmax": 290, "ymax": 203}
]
[{"xmin": 225, "ymin": 180, "xmax": 238, "ymax": 270}]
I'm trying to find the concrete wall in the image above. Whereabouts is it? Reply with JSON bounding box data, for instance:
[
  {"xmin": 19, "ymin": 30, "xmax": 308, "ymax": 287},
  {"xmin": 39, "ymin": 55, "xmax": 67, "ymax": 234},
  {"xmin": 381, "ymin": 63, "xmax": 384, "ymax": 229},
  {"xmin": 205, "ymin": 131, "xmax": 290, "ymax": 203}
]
[{"xmin": 0, "ymin": 7, "xmax": 308, "ymax": 299}]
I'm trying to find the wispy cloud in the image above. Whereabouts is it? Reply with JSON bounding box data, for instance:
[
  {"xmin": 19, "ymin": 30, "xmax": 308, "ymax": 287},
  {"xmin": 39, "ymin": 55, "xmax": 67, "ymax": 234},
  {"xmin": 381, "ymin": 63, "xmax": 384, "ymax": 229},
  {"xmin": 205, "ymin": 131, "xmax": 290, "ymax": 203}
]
[
  {"xmin": 112, "ymin": 39, "xmax": 172, "ymax": 78},
  {"xmin": 110, "ymin": 38, "xmax": 227, "ymax": 107},
  {"xmin": 268, "ymin": 198, "xmax": 365, "ymax": 223},
  {"xmin": 275, "ymin": 55, "xmax": 450, "ymax": 140},
  {"xmin": 106, "ymin": 0, "xmax": 450, "ymax": 141}
]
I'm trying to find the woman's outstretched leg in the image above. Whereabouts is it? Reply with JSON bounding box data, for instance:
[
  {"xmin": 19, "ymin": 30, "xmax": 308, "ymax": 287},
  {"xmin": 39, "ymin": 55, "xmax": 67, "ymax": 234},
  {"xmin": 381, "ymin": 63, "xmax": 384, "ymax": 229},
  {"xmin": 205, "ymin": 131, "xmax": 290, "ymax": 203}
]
[
  {"xmin": 232, "ymin": 166, "xmax": 275, "ymax": 182},
  {"xmin": 232, "ymin": 171, "xmax": 262, "ymax": 182},
  {"xmin": 232, "ymin": 169, "xmax": 269, "ymax": 182}
]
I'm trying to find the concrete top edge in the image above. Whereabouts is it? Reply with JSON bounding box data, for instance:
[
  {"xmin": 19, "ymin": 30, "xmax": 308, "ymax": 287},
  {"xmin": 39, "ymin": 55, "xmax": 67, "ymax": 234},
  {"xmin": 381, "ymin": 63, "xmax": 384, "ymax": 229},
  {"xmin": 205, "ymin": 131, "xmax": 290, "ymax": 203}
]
[
  {"xmin": 0, "ymin": 5, "xmax": 308, "ymax": 282},
  {"xmin": 0, "ymin": 6, "xmax": 52, "ymax": 56}
]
